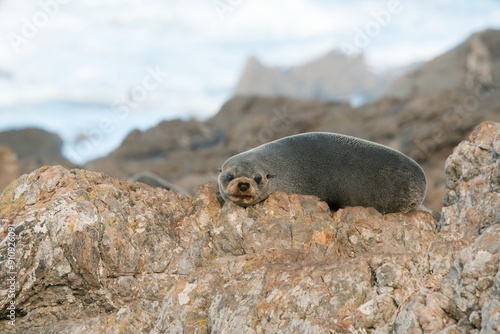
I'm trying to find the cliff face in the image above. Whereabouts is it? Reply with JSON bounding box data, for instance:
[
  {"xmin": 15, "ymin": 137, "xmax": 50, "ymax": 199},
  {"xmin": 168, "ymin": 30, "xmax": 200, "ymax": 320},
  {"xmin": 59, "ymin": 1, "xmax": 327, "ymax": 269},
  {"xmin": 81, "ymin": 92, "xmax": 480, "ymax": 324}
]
[
  {"xmin": 1, "ymin": 121, "xmax": 499, "ymax": 333},
  {"xmin": 234, "ymin": 51, "xmax": 380, "ymax": 103},
  {"xmin": 384, "ymin": 29, "xmax": 500, "ymax": 98}
]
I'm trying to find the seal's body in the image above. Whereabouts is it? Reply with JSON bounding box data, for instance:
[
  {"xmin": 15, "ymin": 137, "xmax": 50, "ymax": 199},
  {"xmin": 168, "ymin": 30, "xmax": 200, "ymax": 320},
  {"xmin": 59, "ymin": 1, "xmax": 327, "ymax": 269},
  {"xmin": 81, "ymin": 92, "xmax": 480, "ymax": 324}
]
[{"xmin": 218, "ymin": 132, "xmax": 426, "ymax": 214}]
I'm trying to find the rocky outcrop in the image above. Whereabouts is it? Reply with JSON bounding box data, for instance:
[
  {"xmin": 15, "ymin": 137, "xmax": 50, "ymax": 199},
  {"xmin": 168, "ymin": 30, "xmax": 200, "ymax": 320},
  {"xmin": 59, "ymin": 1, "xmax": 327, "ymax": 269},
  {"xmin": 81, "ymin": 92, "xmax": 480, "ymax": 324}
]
[
  {"xmin": 394, "ymin": 121, "xmax": 500, "ymax": 333},
  {"xmin": 440, "ymin": 121, "xmax": 500, "ymax": 240},
  {"xmin": 1, "ymin": 121, "xmax": 499, "ymax": 333},
  {"xmin": 234, "ymin": 52, "xmax": 381, "ymax": 103},
  {"xmin": 0, "ymin": 128, "xmax": 75, "ymax": 192},
  {"xmin": 384, "ymin": 29, "xmax": 500, "ymax": 98}
]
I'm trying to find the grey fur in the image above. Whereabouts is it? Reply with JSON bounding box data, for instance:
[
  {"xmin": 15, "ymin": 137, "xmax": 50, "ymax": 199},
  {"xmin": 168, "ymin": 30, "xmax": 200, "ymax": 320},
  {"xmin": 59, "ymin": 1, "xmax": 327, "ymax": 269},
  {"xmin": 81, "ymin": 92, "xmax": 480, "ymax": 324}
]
[{"xmin": 218, "ymin": 132, "xmax": 427, "ymax": 214}]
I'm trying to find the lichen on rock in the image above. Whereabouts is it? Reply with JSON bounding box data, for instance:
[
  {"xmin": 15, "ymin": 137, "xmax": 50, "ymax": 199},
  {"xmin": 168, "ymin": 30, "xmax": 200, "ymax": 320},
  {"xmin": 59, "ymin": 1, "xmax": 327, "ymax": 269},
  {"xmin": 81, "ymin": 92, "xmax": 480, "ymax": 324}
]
[{"xmin": 1, "ymin": 121, "xmax": 499, "ymax": 333}]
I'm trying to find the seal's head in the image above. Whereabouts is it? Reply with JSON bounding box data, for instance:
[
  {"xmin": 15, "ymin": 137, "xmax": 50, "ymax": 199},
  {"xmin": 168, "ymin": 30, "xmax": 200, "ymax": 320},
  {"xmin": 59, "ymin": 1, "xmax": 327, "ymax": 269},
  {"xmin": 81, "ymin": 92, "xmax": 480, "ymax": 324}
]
[{"xmin": 218, "ymin": 157, "xmax": 274, "ymax": 207}]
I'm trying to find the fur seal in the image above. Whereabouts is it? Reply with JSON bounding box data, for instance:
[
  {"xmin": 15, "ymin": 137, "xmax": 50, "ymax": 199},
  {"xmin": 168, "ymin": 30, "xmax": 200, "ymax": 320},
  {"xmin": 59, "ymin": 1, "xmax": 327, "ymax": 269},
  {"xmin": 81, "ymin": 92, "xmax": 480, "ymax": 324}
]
[{"xmin": 218, "ymin": 132, "xmax": 426, "ymax": 214}]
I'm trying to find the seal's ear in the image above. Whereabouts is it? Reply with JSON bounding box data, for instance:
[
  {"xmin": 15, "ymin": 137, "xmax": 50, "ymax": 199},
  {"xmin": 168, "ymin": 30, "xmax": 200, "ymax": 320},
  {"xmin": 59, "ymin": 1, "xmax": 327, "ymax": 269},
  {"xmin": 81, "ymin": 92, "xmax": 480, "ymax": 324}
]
[
  {"xmin": 266, "ymin": 174, "xmax": 276, "ymax": 179},
  {"xmin": 217, "ymin": 168, "xmax": 222, "ymax": 172}
]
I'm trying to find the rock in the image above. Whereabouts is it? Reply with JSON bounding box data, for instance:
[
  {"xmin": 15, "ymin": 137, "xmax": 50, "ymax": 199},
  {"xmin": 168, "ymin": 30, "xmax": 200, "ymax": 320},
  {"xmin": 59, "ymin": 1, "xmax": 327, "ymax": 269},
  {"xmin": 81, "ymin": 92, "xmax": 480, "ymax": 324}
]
[
  {"xmin": 394, "ymin": 223, "xmax": 500, "ymax": 334},
  {"xmin": 0, "ymin": 128, "xmax": 66, "ymax": 164},
  {"xmin": 393, "ymin": 121, "xmax": 500, "ymax": 333},
  {"xmin": 0, "ymin": 146, "xmax": 19, "ymax": 191},
  {"xmin": 0, "ymin": 128, "xmax": 75, "ymax": 192},
  {"xmin": 234, "ymin": 52, "xmax": 382, "ymax": 103},
  {"xmin": 128, "ymin": 171, "xmax": 191, "ymax": 196},
  {"xmin": 84, "ymin": 119, "xmax": 225, "ymax": 183},
  {"xmin": 1, "ymin": 121, "xmax": 499, "ymax": 333},
  {"xmin": 394, "ymin": 289, "xmax": 455, "ymax": 333},
  {"xmin": 0, "ymin": 166, "xmax": 437, "ymax": 333},
  {"xmin": 440, "ymin": 121, "xmax": 500, "ymax": 239},
  {"xmin": 0, "ymin": 166, "xmax": 195, "ymax": 333},
  {"xmin": 384, "ymin": 29, "xmax": 500, "ymax": 99}
]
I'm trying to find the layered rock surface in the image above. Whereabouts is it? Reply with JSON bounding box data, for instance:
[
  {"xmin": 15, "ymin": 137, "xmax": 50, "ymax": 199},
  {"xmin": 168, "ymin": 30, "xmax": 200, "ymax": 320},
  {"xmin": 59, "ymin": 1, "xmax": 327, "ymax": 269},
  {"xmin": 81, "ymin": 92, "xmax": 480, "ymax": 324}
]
[{"xmin": 0, "ymin": 121, "xmax": 499, "ymax": 333}]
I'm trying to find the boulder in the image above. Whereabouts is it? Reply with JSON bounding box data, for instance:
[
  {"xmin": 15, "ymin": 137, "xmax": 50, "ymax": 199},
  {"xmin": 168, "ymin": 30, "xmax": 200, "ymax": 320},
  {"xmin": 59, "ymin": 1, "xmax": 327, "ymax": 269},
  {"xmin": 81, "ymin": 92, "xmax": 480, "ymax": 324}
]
[{"xmin": 394, "ymin": 121, "xmax": 500, "ymax": 333}]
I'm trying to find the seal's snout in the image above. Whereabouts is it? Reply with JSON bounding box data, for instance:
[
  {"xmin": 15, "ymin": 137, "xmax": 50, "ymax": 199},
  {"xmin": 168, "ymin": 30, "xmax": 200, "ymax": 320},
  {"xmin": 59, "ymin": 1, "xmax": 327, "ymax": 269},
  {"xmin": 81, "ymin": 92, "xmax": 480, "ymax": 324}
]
[
  {"xmin": 223, "ymin": 176, "xmax": 261, "ymax": 206},
  {"xmin": 238, "ymin": 182, "xmax": 250, "ymax": 192}
]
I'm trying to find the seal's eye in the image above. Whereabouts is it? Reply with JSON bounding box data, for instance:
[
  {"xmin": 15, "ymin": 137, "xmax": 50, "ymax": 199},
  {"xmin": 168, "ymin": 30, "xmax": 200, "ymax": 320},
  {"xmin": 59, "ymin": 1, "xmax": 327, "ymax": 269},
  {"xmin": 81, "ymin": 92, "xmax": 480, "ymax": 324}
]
[
  {"xmin": 226, "ymin": 173, "xmax": 234, "ymax": 183},
  {"xmin": 254, "ymin": 175, "xmax": 262, "ymax": 185}
]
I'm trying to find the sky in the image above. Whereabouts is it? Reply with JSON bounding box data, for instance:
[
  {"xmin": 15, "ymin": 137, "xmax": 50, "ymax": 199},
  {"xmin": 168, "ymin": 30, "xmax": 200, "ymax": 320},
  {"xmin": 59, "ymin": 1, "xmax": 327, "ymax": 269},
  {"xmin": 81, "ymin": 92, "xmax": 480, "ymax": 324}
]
[{"xmin": 0, "ymin": 0, "xmax": 499, "ymax": 163}]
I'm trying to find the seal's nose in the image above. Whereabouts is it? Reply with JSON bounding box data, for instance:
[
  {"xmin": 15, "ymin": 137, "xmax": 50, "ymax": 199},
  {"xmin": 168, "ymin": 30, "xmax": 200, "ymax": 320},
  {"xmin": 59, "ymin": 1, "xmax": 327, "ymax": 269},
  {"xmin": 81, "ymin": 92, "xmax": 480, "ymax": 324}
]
[{"xmin": 238, "ymin": 182, "xmax": 250, "ymax": 192}]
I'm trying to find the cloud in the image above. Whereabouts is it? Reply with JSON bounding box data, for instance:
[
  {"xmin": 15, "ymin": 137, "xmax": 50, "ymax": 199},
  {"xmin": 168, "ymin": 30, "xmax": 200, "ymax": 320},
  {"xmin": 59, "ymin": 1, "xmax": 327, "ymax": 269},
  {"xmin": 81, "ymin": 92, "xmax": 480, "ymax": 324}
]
[{"xmin": 1, "ymin": 0, "xmax": 500, "ymax": 109}]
